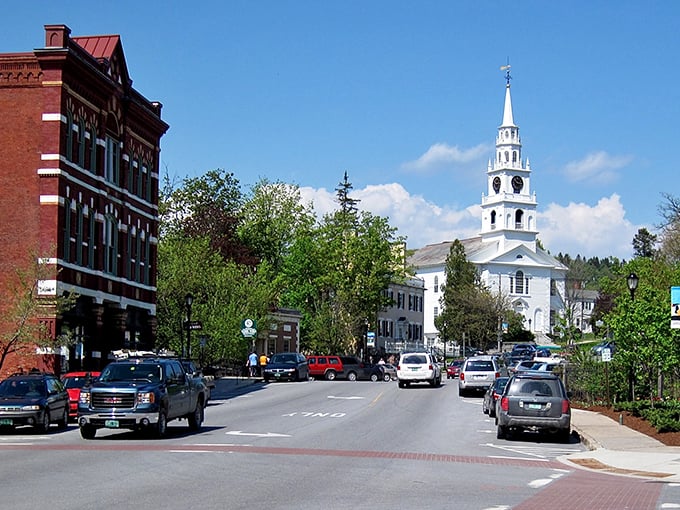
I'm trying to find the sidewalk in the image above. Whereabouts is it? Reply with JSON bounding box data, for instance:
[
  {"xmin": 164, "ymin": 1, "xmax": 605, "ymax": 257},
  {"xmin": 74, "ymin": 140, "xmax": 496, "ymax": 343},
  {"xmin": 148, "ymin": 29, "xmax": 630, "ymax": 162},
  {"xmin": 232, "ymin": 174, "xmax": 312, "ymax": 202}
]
[{"xmin": 564, "ymin": 408, "xmax": 680, "ymax": 481}]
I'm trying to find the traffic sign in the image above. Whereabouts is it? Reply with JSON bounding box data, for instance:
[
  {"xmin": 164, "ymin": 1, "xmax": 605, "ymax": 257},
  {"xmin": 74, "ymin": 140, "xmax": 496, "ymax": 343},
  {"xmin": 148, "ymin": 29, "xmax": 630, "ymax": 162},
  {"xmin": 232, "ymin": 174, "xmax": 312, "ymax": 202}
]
[
  {"xmin": 241, "ymin": 318, "xmax": 257, "ymax": 338},
  {"xmin": 184, "ymin": 320, "xmax": 202, "ymax": 331}
]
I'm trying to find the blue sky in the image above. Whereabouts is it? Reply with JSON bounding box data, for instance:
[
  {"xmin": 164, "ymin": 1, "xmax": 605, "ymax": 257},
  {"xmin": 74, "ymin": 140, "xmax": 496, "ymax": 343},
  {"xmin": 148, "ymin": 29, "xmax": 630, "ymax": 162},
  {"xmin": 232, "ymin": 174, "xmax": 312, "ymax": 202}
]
[{"xmin": 6, "ymin": 1, "xmax": 679, "ymax": 259}]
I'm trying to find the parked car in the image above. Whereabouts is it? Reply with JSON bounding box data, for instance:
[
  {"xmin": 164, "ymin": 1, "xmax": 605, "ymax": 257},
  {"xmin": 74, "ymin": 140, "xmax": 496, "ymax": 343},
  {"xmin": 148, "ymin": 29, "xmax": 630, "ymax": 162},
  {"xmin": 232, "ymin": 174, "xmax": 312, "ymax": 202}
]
[
  {"xmin": 380, "ymin": 363, "xmax": 397, "ymax": 381},
  {"xmin": 61, "ymin": 371, "xmax": 100, "ymax": 421},
  {"xmin": 458, "ymin": 356, "xmax": 500, "ymax": 396},
  {"xmin": 0, "ymin": 373, "xmax": 69, "ymax": 432},
  {"xmin": 446, "ymin": 360, "xmax": 464, "ymax": 379},
  {"xmin": 263, "ymin": 352, "xmax": 309, "ymax": 382},
  {"xmin": 482, "ymin": 376, "xmax": 509, "ymax": 418},
  {"xmin": 396, "ymin": 352, "xmax": 442, "ymax": 388},
  {"xmin": 496, "ymin": 371, "xmax": 571, "ymax": 442},
  {"xmin": 307, "ymin": 355, "xmax": 344, "ymax": 380}
]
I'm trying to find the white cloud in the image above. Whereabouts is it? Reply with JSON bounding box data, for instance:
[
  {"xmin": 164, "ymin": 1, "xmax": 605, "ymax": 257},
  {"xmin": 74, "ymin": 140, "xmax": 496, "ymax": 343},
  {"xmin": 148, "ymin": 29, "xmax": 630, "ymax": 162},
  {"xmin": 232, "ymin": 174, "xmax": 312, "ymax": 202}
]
[
  {"xmin": 401, "ymin": 142, "xmax": 490, "ymax": 174},
  {"xmin": 563, "ymin": 151, "xmax": 633, "ymax": 184},
  {"xmin": 538, "ymin": 194, "xmax": 640, "ymax": 259},
  {"xmin": 300, "ymin": 185, "xmax": 643, "ymax": 260}
]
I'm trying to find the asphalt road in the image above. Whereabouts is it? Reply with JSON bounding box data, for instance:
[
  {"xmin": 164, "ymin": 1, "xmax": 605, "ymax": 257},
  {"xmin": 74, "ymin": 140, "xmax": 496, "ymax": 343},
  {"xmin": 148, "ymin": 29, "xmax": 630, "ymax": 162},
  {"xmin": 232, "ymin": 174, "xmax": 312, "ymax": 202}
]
[{"xmin": 0, "ymin": 377, "xmax": 678, "ymax": 509}]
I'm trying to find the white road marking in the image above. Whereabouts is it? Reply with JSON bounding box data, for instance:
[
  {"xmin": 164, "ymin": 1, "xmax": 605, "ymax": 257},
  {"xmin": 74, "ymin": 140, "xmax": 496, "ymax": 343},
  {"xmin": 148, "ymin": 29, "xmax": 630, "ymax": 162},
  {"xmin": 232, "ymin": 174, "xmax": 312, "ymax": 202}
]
[
  {"xmin": 225, "ymin": 431, "xmax": 291, "ymax": 438},
  {"xmin": 488, "ymin": 455, "xmax": 549, "ymax": 462},
  {"xmin": 327, "ymin": 396, "xmax": 364, "ymax": 400},
  {"xmin": 528, "ymin": 478, "xmax": 554, "ymax": 488}
]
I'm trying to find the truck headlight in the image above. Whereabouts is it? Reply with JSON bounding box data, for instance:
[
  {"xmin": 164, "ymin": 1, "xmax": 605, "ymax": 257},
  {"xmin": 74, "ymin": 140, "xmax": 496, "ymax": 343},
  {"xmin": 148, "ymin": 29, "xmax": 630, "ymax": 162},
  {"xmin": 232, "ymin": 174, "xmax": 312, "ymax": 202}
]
[
  {"xmin": 79, "ymin": 392, "xmax": 91, "ymax": 404},
  {"xmin": 137, "ymin": 392, "xmax": 155, "ymax": 404}
]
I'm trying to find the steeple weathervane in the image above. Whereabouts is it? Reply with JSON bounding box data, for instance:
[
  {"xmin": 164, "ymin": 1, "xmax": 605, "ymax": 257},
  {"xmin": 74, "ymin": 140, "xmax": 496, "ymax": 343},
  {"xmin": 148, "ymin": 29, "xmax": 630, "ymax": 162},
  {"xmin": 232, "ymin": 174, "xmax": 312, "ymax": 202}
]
[{"xmin": 500, "ymin": 61, "xmax": 511, "ymax": 85}]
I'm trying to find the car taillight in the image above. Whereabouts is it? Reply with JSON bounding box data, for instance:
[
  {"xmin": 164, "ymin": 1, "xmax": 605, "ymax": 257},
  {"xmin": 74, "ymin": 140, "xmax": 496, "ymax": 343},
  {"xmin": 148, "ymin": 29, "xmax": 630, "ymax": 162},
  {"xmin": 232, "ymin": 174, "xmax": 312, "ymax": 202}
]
[
  {"xmin": 492, "ymin": 391, "xmax": 500, "ymax": 401},
  {"xmin": 428, "ymin": 364, "xmax": 434, "ymax": 370},
  {"xmin": 561, "ymin": 399, "xmax": 570, "ymax": 414},
  {"xmin": 495, "ymin": 372, "xmax": 500, "ymax": 378},
  {"xmin": 397, "ymin": 365, "xmax": 401, "ymax": 370},
  {"xmin": 460, "ymin": 373, "xmax": 465, "ymax": 381},
  {"xmin": 500, "ymin": 397, "xmax": 509, "ymax": 411}
]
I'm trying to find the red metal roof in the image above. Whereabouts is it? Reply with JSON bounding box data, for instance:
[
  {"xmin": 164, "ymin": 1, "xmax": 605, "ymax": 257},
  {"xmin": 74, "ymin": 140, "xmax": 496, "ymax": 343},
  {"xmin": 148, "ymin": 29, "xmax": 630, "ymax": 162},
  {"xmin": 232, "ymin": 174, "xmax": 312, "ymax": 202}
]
[{"xmin": 71, "ymin": 35, "xmax": 120, "ymax": 60}]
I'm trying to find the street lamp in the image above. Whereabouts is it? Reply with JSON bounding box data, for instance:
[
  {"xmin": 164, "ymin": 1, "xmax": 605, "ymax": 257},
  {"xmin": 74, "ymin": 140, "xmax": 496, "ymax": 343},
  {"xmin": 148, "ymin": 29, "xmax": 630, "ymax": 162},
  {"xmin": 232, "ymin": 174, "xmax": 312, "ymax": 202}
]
[
  {"xmin": 185, "ymin": 293, "xmax": 194, "ymax": 360},
  {"xmin": 626, "ymin": 273, "xmax": 639, "ymax": 301}
]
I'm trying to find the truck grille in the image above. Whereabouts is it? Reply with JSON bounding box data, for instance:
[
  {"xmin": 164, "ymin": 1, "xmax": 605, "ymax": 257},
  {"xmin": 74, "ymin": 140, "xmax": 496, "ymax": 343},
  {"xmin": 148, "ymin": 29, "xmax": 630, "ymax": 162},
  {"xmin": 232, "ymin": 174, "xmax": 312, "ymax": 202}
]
[{"xmin": 91, "ymin": 392, "xmax": 136, "ymax": 409}]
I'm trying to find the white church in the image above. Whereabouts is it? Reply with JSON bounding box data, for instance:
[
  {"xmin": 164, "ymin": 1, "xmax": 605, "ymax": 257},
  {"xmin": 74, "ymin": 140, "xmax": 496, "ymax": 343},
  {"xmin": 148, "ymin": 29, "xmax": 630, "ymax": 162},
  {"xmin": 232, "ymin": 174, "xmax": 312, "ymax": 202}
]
[{"xmin": 408, "ymin": 71, "xmax": 568, "ymax": 349}]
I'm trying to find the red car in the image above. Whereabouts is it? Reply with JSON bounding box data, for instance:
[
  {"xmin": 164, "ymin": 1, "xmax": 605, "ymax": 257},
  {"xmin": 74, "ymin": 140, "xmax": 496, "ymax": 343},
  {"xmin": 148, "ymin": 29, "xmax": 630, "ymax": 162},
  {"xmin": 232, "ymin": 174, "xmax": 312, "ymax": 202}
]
[
  {"xmin": 61, "ymin": 371, "xmax": 100, "ymax": 420},
  {"xmin": 447, "ymin": 360, "xmax": 464, "ymax": 379}
]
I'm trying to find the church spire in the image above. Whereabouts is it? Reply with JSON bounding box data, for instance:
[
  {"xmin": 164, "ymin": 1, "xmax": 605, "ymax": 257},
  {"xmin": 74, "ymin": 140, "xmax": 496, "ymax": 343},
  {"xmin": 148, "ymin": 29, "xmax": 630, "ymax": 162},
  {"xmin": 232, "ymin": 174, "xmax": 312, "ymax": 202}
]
[{"xmin": 500, "ymin": 64, "xmax": 515, "ymax": 127}]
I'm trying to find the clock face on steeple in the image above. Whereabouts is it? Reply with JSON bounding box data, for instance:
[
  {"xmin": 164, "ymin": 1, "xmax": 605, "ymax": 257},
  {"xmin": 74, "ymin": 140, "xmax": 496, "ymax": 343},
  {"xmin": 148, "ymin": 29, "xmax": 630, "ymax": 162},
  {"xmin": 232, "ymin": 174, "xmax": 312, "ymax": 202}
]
[
  {"xmin": 512, "ymin": 176, "xmax": 523, "ymax": 193},
  {"xmin": 492, "ymin": 177, "xmax": 501, "ymax": 193}
]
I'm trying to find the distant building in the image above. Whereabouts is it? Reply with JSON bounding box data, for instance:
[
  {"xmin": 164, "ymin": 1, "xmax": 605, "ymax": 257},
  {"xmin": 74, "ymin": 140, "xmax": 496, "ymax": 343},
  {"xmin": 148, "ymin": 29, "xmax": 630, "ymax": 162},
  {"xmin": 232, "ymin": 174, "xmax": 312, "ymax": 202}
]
[
  {"xmin": 409, "ymin": 72, "xmax": 567, "ymax": 350},
  {"xmin": 0, "ymin": 25, "xmax": 168, "ymax": 375},
  {"xmin": 375, "ymin": 277, "xmax": 425, "ymax": 355}
]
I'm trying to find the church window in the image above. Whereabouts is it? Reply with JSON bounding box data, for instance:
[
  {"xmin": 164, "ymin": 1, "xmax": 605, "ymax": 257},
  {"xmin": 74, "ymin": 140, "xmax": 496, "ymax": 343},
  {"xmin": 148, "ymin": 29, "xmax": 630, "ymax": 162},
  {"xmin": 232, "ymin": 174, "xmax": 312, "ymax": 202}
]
[
  {"xmin": 490, "ymin": 210, "xmax": 496, "ymax": 228},
  {"xmin": 515, "ymin": 270, "xmax": 525, "ymax": 294},
  {"xmin": 515, "ymin": 210, "xmax": 524, "ymax": 229},
  {"xmin": 505, "ymin": 151, "xmax": 509, "ymax": 162},
  {"xmin": 512, "ymin": 151, "xmax": 517, "ymax": 163}
]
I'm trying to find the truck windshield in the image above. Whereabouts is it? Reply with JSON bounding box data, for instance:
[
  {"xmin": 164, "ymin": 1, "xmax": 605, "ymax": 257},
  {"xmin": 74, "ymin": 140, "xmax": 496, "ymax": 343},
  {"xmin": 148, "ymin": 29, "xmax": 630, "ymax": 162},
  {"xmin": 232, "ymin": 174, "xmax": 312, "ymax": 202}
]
[{"xmin": 100, "ymin": 364, "xmax": 162, "ymax": 382}]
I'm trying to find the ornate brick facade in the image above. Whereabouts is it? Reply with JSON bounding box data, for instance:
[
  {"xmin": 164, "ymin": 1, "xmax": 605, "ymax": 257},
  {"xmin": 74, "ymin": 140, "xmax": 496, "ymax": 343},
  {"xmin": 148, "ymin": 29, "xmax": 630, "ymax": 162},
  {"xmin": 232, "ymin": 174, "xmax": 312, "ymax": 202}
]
[{"xmin": 0, "ymin": 25, "xmax": 168, "ymax": 376}]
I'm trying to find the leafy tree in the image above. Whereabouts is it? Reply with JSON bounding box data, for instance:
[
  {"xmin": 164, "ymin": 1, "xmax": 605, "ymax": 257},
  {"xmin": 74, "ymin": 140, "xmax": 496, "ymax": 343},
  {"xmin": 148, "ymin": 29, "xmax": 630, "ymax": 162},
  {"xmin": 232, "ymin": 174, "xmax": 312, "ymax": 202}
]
[
  {"xmin": 657, "ymin": 193, "xmax": 680, "ymax": 262},
  {"xmin": 238, "ymin": 178, "xmax": 315, "ymax": 272},
  {"xmin": 0, "ymin": 254, "xmax": 76, "ymax": 374},
  {"xmin": 632, "ymin": 227, "xmax": 658, "ymax": 258},
  {"xmin": 435, "ymin": 240, "xmax": 500, "ymax": 351}
]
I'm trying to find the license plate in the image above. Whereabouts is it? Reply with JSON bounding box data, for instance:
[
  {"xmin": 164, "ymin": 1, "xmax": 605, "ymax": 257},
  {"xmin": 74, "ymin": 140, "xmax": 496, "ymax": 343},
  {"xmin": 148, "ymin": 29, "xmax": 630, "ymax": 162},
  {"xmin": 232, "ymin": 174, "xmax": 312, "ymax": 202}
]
[
  {"xmin": 410, "ymin": 367, "xmax": 419, "ymax": 371},
  {"xmin": 275, "ymin": 373, "xmax": 281, "ymax": 378},
  {"xmin": 104, "ymin": 419, "xmax": 119, "ymax": 428},
  {"xmin": 528, "ymin": 403, "xmax": 542, "ymax": 410},
  {"xmin": 0, "ymin": 419, "xmax": 12, "ymax": 426}
]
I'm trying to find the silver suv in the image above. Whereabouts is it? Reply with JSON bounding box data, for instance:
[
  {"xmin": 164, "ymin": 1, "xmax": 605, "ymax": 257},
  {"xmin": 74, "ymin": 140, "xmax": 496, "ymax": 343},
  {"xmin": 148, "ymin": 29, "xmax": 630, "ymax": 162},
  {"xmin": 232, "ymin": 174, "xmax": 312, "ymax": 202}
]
[
  {"xmin": 458, "ymin": 356, "xmax": 499, "ymax": 396},
  {"xmin": 396, "ymin": 352, "xmax": 442, "ymax": 388}
]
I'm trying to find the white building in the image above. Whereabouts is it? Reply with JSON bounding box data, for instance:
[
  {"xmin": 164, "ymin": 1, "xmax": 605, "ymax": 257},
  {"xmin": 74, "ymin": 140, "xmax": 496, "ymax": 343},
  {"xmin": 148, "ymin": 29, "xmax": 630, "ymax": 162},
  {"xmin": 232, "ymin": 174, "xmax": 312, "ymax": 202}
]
[{"xmin": 408, "ymin": 72, "xmax": 567, "ymax": 349}]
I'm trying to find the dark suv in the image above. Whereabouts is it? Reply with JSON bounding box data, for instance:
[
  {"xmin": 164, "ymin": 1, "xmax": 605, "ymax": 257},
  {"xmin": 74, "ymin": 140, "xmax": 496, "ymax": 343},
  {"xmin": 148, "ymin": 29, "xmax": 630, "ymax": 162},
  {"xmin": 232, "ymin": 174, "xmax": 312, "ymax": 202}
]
[
  {"xmin": 496, "ymin": 371, "xmax": 571, "ymax": 442},
  {"xmin": 0, "ymin": 373, "xmax": 69, "ymax": 432}
]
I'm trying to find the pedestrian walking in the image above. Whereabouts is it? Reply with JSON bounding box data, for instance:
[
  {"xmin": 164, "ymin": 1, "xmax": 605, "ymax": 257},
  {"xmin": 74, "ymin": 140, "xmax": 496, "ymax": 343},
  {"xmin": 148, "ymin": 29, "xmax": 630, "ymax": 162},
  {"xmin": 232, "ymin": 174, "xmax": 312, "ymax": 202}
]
[
  {"xmin": 259, "ymin": 352, "xmax": 269, "ymax": 377},
  {"xmin": 247, "ymin": 351, "xmax": 258, "ymax": 377}
]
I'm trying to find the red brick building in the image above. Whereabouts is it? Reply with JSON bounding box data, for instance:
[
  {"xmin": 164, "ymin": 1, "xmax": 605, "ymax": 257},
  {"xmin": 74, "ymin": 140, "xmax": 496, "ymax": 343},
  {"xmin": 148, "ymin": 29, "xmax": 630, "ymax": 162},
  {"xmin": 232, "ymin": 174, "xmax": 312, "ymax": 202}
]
[{"xmin": 0, "ymin": 25, "xmax": 168, "ymax": 375}]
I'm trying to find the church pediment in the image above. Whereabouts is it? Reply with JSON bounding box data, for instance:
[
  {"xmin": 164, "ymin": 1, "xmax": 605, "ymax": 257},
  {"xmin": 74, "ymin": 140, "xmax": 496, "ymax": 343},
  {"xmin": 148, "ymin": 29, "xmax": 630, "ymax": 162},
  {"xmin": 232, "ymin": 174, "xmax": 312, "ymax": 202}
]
[{"xmin": 476, "ymin": 244, "xmax": 566, "ymax": 270}]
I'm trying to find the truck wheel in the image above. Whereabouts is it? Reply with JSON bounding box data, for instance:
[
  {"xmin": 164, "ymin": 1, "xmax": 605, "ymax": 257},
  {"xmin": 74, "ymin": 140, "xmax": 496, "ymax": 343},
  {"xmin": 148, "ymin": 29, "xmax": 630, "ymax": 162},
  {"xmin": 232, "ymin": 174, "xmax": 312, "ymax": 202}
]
[
  {"xmin": 80, "ymin": 425, "xmax": 96, "ymax": 439},
  {"xmin": 188, "ymin": 400, "xmax": 204, "ymax": 431},
  {"xmin": 325, "ymin": 370, "xmax": 337, "ymax": 381},
  {"xmin": 154, "ymin": 410, "xmax": 168, "ymax": 438}
]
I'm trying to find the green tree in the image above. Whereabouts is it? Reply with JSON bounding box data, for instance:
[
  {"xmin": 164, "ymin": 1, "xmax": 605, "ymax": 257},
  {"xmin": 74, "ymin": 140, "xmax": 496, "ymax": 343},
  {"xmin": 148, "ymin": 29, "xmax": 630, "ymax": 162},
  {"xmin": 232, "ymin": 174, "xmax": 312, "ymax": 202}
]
[
  {"xmin": 632, "ymin": 227, "xmax": 658, "ymax": 258},
  {"xmin": 239, "ymin": 178, "xmax": 315, "ymax": 272},
  {"xmin": 0, "ymin": 254, "xmax": 76, "ymax": 374}
]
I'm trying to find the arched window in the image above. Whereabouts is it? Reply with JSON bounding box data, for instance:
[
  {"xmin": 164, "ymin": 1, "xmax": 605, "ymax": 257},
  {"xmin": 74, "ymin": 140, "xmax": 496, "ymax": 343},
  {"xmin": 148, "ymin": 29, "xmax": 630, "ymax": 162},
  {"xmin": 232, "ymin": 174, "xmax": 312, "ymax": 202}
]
[
  {"xmin": 515, "ymin": 210, "xmax": 524, "ymax": 229},
  {"xmin": 89, "ymin": 126, "xmax": 98, "ymax": 174},
  {"xmin": 505, "ymin": 151, "xmax": 509, "ymax": 162},
  {"xmin": 65, "ymin": 111, "xmax": 74, "ymax": 162},
  {"xmin": 78, "ymin": 120, "xmax": 86, "ymax": 167},
  {"xmin": 512, "ymin": 151, "xmax": 517, "ymax": 163},
  {"xmin": 104, "ymin": 214, "xmax": 118, "ymax": 275},
  {"xmin": 490, "ymin": 210, "xmax": 496, "ymax": 228},
  {"xmin": 515, "ymin": 270, "xmax": 524, "ymax": 294}
]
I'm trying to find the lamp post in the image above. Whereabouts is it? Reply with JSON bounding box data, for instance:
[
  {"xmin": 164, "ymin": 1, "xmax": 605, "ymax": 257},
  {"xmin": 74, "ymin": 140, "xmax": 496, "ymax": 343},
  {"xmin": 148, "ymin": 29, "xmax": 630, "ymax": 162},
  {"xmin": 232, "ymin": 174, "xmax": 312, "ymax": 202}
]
[
  {"xmin": 185, "ymin": 293, "xmax": 194, "ymax": 360},
  {"xmin": 627, "ymin": 273, "xmax": 639, "ymax": 301}
]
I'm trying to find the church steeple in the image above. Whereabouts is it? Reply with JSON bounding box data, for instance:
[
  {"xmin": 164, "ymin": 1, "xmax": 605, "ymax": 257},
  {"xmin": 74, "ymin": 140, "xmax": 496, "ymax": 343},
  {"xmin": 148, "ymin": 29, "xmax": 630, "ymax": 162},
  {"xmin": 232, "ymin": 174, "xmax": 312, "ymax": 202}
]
[{"xmin": 479, "ymin": 66, "xmax": 538, "ymax": 252}]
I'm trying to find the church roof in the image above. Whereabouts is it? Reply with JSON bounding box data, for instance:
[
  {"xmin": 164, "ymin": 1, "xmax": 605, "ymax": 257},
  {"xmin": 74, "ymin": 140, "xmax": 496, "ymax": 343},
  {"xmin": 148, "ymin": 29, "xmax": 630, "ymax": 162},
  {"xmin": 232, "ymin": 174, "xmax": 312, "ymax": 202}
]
[{"xmin": 407, "ymin": 238, "xmax": 483, "ymax": 268}]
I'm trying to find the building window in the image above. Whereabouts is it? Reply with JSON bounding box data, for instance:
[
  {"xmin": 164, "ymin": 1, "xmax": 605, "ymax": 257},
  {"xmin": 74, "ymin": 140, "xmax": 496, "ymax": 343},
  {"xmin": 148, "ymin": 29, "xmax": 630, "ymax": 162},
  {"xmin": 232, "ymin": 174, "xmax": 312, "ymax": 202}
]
[
  {"xmin": 78, "ymin": 120, "xmax": 86, "ymax": 167},
  {"xmin": 434, "ymin": 306, "xmax": 439, "ymax": 318},
  {"xmin": 104, "ymin": 214, "xmax": 118, "ymax": 275},
  {"xmin": 75, "ymin": 204, "xmax": 84, "ymax": 265},
  {"xmin": 515, "ymin": 210, "xmax": 524, "ymax": 229},
  {"xmin": 144, "ymin": 234, "xmax": 151, "ymax": 284},
  {"xmin": 434, "ymin": 276, "xmax": 439, "ymax": 293},
  {"xmin": 63, "ymin": 199, "xmax": 72, "ymax": 261},
  {"xmin": 126, "ymin": 228, "xmax": 134, "ymax": 280},
  {"xmin": 65, "ymin": 111, "xmax": 74, "ymax": 162},
  {"xmin": 146, "ymin": 164, "xmax": 153, "ymax": 202},
  {"xmin": 105, "ymin": 135, "xmax": 120, "ymax": 185},
  {"xmin": 89, "ymin": 127, "xmax": 98, "ymax": 174},
  {"xmin": 135, "ymin": 233, "xmax": 142, "ymax": 282},
  {"xmin": 88, "ymin": 211, "xmax": 96, "ymax": 269},
  {"xmin": 128, "ymin": 156, "xmax": 137, "ymax": 194},
  {"xmin": 138, "ymin": 161, "xmax": 146, "ymax": 197},
  {"xmin": 514, "ymin": 270, "xmax": 524, "ymax": 294}
]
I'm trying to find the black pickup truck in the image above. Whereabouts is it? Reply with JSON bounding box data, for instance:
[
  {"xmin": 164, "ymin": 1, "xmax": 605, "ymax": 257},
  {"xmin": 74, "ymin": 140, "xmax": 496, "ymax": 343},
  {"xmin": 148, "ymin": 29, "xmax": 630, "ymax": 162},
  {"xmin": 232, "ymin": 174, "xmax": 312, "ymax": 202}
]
[{"xmin": 77, "ymin": 357, "xmax": 207, "ymax": 439}]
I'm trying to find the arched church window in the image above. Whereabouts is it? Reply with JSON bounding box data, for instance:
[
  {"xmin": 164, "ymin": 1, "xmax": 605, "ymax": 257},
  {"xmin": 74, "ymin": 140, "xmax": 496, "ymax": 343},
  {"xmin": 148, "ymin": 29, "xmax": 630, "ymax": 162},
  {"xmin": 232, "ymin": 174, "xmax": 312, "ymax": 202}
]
[
  {"xmin": 515, "ymin": 270, "xmax": 524, "ymax": 294},
  {"xmin": 490, "ymin": 210, "xmax": 496, "ymax": 228},
  {"xmin": 505, "ymin": 151, "xmax": 509, "ymax": 162},
  {"xmin": 512, "ymin": 151, "xmax": 517, "ymax": 163},
  {"xmin": 515, "ymin": 210, "xmax": 523, "ymax": 229}
]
